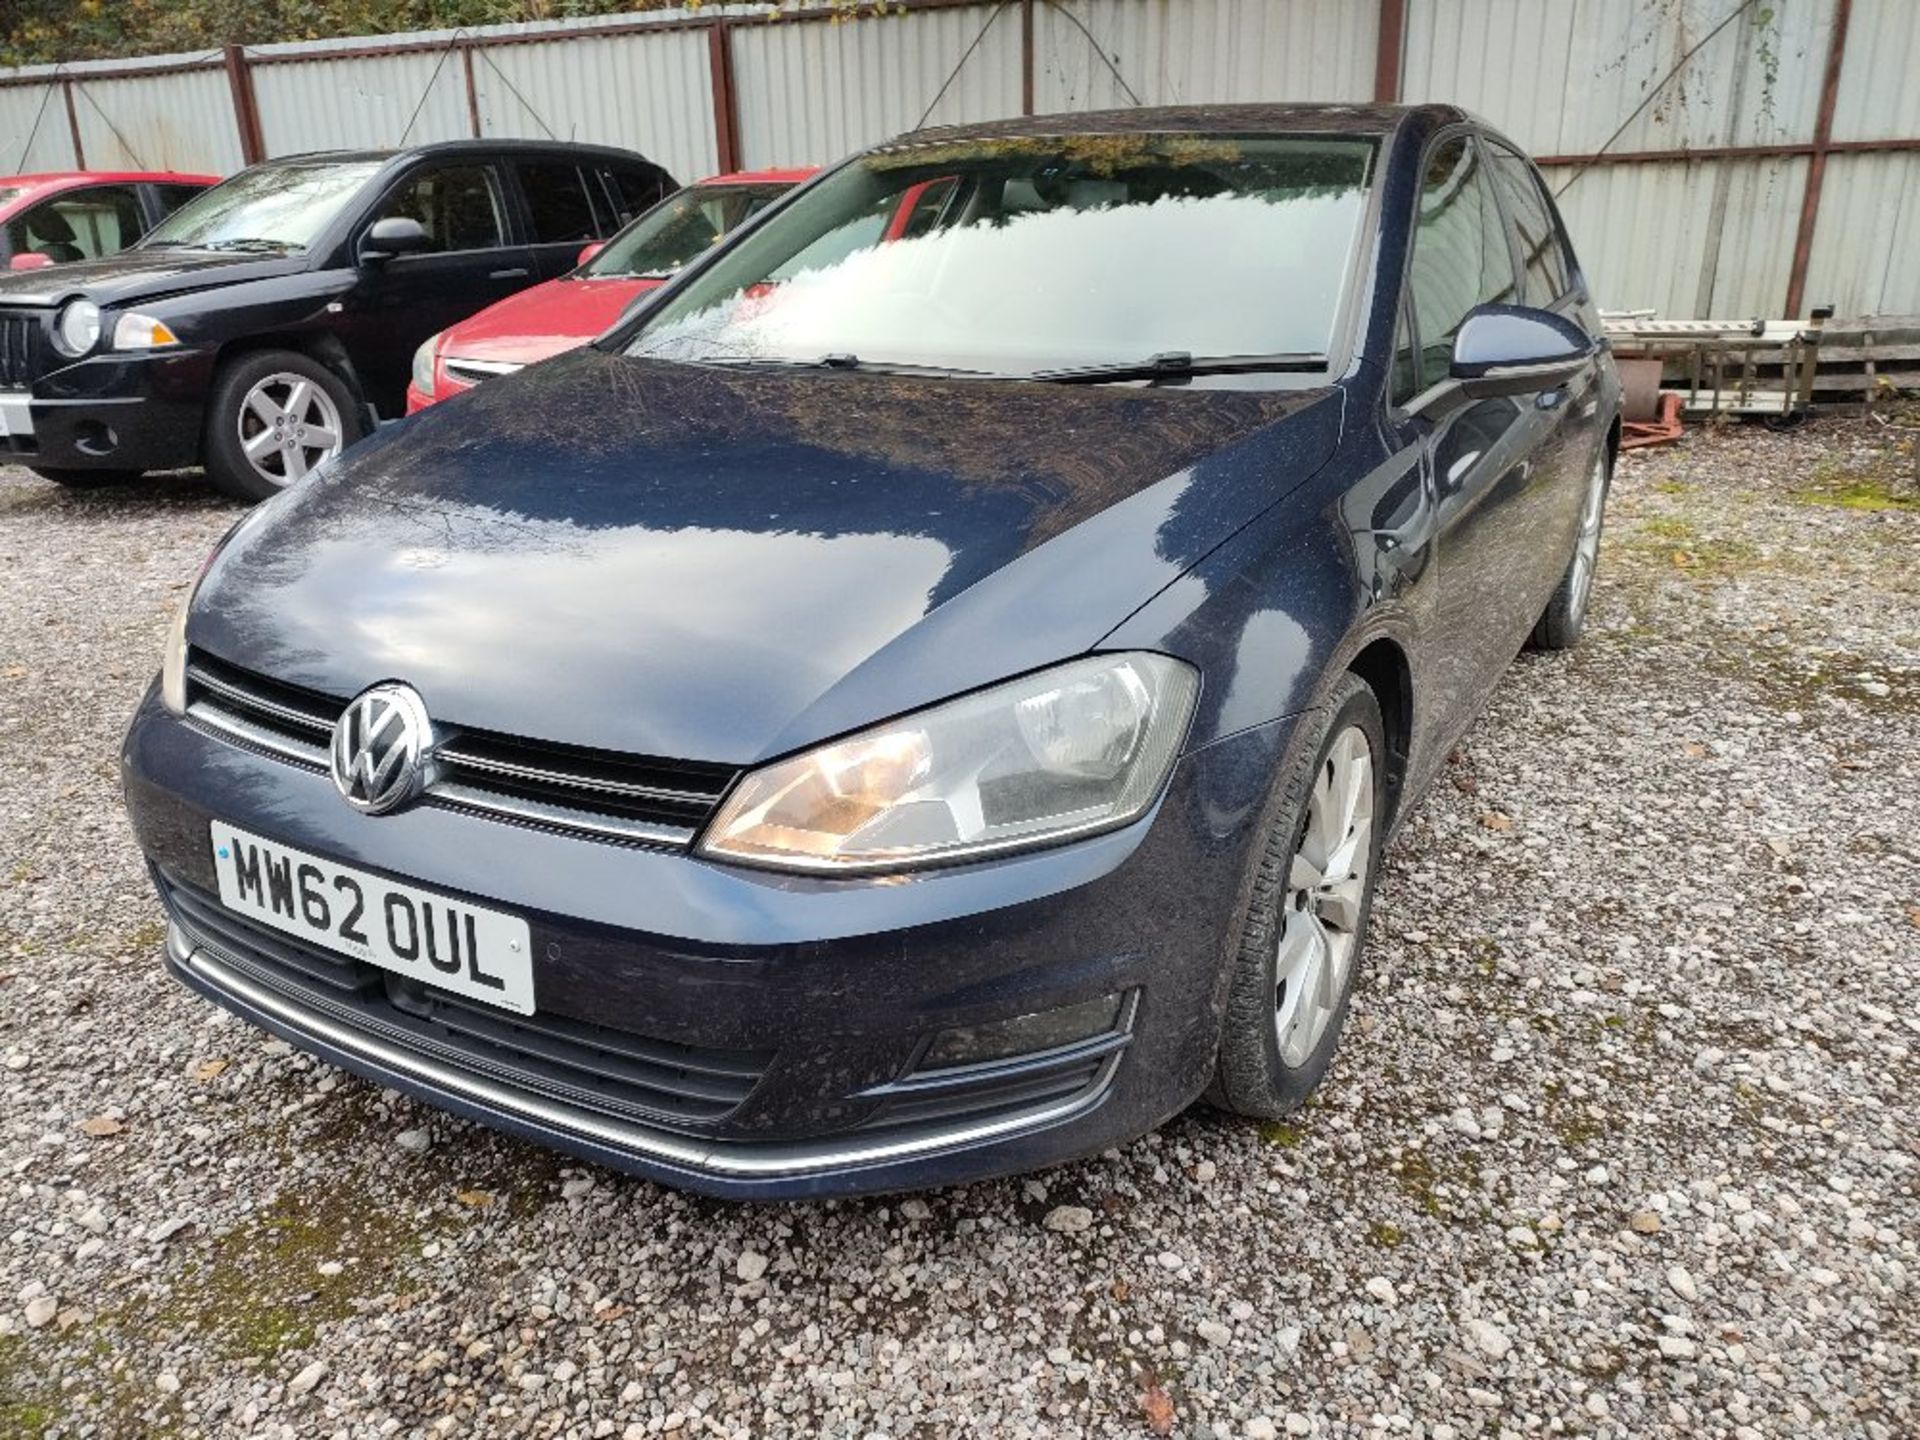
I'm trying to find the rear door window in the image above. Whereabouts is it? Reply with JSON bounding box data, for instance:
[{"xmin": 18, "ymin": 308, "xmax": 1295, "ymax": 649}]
[
  {"xmin": 374, "ymin": 165, "xmax": 508, "ymax": 252},
  {"xmin": 1486, "ymin": 143, "xmax": 1572, "ymax": 304},
  {"xmin": 516, "ymin": 162, "xmax": 600, "ymax": 244},
  {"xmin": 1406, "ymin": 136, "xmax": 1518, "ymax": 390},
  {"xmin": 8, "ymin": 185, "xmax": 147, "ymax": 261},
  {"xmin": 607, "ymin": 167, "xmax": 674, "ymax": 226}
]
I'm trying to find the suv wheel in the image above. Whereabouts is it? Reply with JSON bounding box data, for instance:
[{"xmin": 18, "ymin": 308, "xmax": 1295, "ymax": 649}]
[
  {"xmin": 1208, "ymin": 672, "xmax": 1387, "ymax": 1119},
  {"xmin": 204, "ymin": 350, "xmax": 362, "ymax": 502}
]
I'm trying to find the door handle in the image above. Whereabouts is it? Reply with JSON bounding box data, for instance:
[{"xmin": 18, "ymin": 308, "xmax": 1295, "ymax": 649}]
[{"xmin": 489, "ymin": 267, "xmax": 530, "ymax": 280}]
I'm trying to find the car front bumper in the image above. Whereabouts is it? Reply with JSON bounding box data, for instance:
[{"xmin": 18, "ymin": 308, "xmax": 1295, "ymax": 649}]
[
  {"xmin": 1, "ymin": 348, "xmax": 214, "ymax": 472},
  {"xmin": 122, "ymin": 682, "xmax": 1296, "ymax": 1198}
]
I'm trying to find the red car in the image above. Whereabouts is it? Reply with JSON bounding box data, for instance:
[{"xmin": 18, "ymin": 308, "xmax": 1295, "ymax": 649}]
[
  {"xmin": 1, "ymin": 171, "xmax": 218, "ymax": 270},
  {"xmin": 408, "ymin": 168, "xmax": 815, "ymax": 412}
]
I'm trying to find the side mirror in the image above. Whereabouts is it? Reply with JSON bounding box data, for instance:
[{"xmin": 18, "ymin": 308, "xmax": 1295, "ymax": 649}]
[
  {"xmin": 9, "ymin": 252, "xmax": 54, "ymax": 271},
  {"xmin": 1450, "ymin": 304, "xmax": 1597, "ymax": 399},
  {"xmin": 358, "ymin": 216, "xmax": 432, "ymax": 265},
  {"xmin": 576, "ymin": 241, "xmax": 604, "ymax": 267}
]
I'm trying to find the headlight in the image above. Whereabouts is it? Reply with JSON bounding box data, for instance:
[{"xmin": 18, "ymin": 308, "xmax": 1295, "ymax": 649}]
[
  {"xmin": 697, "ymin": 653, "xmax": 1199, "ymax": 874},
  {"xmin": 111, "ymin": 311, "xmax": 180, "ymax": 350},
  {"xmin": 52, "ymin": 299, "xmax": 101, "ymax": 357},
  {"xmin": 411, "ymin": 333, "xmax": 440, "ymax": 398}
]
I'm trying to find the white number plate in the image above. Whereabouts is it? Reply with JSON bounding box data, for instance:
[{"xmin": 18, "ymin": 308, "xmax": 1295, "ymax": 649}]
[{"xmin": 209, "ymin": 822, "xmax": 535, "ymax": 1015}]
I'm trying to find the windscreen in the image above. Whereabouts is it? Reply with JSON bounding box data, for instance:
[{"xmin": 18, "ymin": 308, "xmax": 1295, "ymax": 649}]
[
  {"xmin": 626, "ymin": 134, "xmax": 1376, "ymax": 377},
  {"xmin": 585, "ymin": 182, "xmax": 795, "ymax": 280},
  {"xmin": 141, "ymin": 161, "xmax": 383, "ymax": 253}
]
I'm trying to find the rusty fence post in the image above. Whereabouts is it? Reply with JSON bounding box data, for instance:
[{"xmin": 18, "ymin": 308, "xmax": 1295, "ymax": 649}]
[
  {"xmin": 61, "ymin": 79, "xmax": 86, "ymax": 168},
  {"xmin": 223, "ymin": 44, "xmax": 266, "ymax": 165},
  {"xmin": 1784, "ymin": 0, "xmax": 1852, "ymax": 319},
  {"xmin": 1374, "ymin": 0, "xmax": 1406, "ymax": 103},
  {"xmin": 708, "ymin": 21, "xmax": 742, "ymax": 174}
]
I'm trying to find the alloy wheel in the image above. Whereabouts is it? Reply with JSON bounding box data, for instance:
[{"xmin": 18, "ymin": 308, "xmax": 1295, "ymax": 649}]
[
  {"xmin": 1567, "ymin": 450, "xmax": 1609, "ymax": 624},
  {"xmin": 236, "ymin": 372, "xmax": 344, "ymax": 487},
  {"xmin": 1274, "ymin": 725, "xmax": 1375, "ymax": 1068}
]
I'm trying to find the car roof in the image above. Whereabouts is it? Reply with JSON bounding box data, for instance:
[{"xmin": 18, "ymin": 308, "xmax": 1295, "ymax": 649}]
[
  {"xmin": 896, "ymin": 102, "xmax": 1475, "ymax": 148},
  {"xmin": 0, "ymin": 170, "xmax": 219, "ymax": 189},
  {"xmin": 697, "ymin": 168, "xmax": 819, "ymax": 186},
  {"xmin": 264, "ymin": 139, "xmax": 666, "ymax": 167}
]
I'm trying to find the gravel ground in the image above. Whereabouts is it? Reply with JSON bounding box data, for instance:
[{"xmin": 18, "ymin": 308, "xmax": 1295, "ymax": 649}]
[{"xmin": 1, "ymin": 417, "xmax": 1915, "ymax": 1440}]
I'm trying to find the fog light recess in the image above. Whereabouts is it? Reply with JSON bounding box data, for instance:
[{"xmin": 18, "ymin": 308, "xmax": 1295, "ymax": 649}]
[{"xmin": 923, "ymin": 991, "xmax": 1129, "ymax": 1070}]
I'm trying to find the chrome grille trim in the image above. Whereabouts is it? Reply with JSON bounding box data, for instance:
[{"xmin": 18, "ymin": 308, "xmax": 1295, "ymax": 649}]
[
  {"xmin": 185, "ymin": 699, "xmax": 329, "ymax": 769},
  {"xmin": 431, "ymin": 780, "xmax": 697, "ymax": 847},
  {"xmin": 432, "ymin": 743, "xmax": 720, "ymax": 808},
  {"xmin": 445, "ymin": 358, "xmax": 523, "ymax": 385},
  {"xmin": 181, "ymin": 651, "xmax": 735, "ymax": 848}
]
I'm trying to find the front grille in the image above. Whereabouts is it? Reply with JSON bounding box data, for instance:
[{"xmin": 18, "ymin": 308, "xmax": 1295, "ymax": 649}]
[
  {"xmin": 161, "ymin": 874, "xmax": 772, "ymax": 1130},
  {"xmin": 0, "ymin": 311, "xmax": 42, "ymax": 389},
  {"xmin": 183, "ymin": 651, "xmax": 737, "ymax": 847}
]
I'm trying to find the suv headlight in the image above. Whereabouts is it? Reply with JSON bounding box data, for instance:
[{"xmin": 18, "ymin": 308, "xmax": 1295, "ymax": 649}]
[
  {"xmin": 697, "ymin": 653, "xmax": 1199, "ymax": 874},
  {"xmin": 112, "ymin": 312, "xmax": 179, "ymax": 350},
  {"xmin": 52, "ymin": 299, "xmax": 101, "ymax": 357},
  {"xmin": 411, "ymin": 332, "xmax": 440, "ymax": 398}
]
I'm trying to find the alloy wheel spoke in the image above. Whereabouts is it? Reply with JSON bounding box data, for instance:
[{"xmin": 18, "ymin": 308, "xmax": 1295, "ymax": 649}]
[
  {"xmin": 284, "ymin": 445, "xmax": 310, "ymax": 481},
  {"xmin": 246, "ymin": 391, "xmax": 282, "ymax": 427},
  {"xmin": 242, "ymin": 429, "xmax": 279, "ymax": 459},
  {"xmin": 304, "ymin": 424, "xmax": 341, "ymax": 450},
  {"xmin": 284, "ymin": 378, "xmax": 314, "ymax": 422}
]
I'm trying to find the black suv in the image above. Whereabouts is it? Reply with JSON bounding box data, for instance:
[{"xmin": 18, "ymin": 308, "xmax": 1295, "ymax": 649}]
[{"xmin": 0, "ymin": 140, "xmax": 673, "ymax": 499}]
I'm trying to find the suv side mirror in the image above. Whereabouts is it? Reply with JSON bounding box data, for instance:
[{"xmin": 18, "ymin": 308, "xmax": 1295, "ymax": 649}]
[
  {"xmin": 577, "ymin": 241, "xmax": 604, "ymax": 268},
  {"xmin": 358, "ymin": 216, "xmax": 432, "ymax": 266},
  {"xmin": 1450, "ymin": 304, "xmax": 1597, "ymax": 399},
  {"xmin": 9, "ymin": 252, "xmax": 54, "ymax": 271}
]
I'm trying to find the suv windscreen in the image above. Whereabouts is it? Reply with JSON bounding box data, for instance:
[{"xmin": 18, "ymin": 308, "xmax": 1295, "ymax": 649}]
[
  {"xmin": 141, "ymin": 161, "xmax": 383, "ymax": 253},
  {"xmin": 624, "ymin": 135, "xmax": 1376, "ymax": 378},
  {"xmin": 585, "ymin": 181, "xmax": 793, "ymax": 280}
]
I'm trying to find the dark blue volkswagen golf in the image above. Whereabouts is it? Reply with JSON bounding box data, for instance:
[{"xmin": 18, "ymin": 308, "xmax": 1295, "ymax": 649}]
[{"xmin": 122, "ymin": 104, "xmax": 1619, "ymax": 1198}]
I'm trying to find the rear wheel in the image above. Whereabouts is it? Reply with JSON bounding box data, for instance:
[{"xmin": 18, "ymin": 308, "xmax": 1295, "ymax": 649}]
[
  {"xmin": 28, "ymin": 466, "xmax": 143, "ymax": 488},
  {"xmin": 1208, "ymin": 672, "xmax": 1386, "ymax": 1119},
  {"xmin": 1529, "ymin": 445, "xmax": 1611, "ymax": 651},
  {"xmin": 203, "ymin": 349, "xmax": 361, "ymax": 503}
]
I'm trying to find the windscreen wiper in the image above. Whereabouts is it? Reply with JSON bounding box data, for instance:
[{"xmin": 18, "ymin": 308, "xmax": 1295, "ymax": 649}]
[
  {"xmin": 687, "ymin": 353, "xmax": 1009, "ymax": 381},
  {"xmin": 1029, "ymin": 351, "xmax": 1329, "ymax": 384},
  {"xmin": 199, "ymin": 238, "xmax": 299, "ymax": 253}
]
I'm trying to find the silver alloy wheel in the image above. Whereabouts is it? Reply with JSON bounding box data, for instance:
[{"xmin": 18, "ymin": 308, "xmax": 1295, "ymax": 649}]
[
  {"xmin": 1274, "ymin": 725, "xmax": 1375, "ymax": 1068},
  {"xmin": 236, "ymin": 371, "xmax": 344, "ymax": 487},
  {"xmin": 1567, "ymin": 449, "xmax": 1609, "ymax": 623}
]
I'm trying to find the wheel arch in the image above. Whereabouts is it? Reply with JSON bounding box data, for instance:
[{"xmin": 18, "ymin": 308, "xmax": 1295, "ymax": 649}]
[
  {"xmin": 1345, "ymin": 636, "xmax": 1413, "ymax": 830},
  {"xmin": 210, "ymin": 331, "xmax": 370, "ymax": 415}
]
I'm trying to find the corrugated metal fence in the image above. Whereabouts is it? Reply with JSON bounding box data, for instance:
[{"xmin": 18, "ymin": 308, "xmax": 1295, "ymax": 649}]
[{"xmin": 1, "ymin": 0, "xmax": 1915, "ymax": 321}]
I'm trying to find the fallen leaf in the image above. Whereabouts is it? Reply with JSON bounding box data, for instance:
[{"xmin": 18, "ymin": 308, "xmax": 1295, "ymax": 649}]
[
  {"xmin": 1452, "ymin": 773, "xmax": 1479, "ymax": 794},
  {"xmin": 191, "ymin": 1059, "xmax": 229, "ymax": 1082},
  {"xmin": 2, "ymin": 666, "xmax": 25, "ymax": 680},
  {"xmin": 78, "ymin": 1115, "xmax": 124, "ymax": 1137},
  {"xmin": 1479, "ymin": 812, "xmax": 1514, "ymax": 832},
  {"xmin": 1684, "ymin": 742, "xmax": 1708, "ymax": 759},
  {"xmin": 455, "ymin": 1190, "xmax": 494, "ymax": 1208},
  {"xmin": 1672, "ymin": 549, "xmax": 1696, "ymax": 568},
  {"xmin": 1110, "ymin": 1278, "xmax": 1130, "ymax": 1303},
  {"xmin": 1907, "ymin": 906, "xmax": 1920, "ymax": 929},
  {"xmin": 1140, "ymin": 1384, "xmax": 1176, "ymax": 1436}
]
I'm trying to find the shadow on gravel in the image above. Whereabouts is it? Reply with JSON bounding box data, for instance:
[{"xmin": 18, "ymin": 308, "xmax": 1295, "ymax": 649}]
[{"xmin": 0, "ymin": 466, "xmax": 241, "ymax": 518}]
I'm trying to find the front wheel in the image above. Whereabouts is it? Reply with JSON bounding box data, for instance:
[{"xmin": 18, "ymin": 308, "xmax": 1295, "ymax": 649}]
[
  {"xmin": 1208, "ymin": 672, "xmax": 1387, "ymax": 1119},
  {"xmin": 203, "ymin": 350, "xmax": 363, "ymax": 503},
  {"xmin": 1528, "ymin": 444, "xmax": 1612, "ymax": 651}
]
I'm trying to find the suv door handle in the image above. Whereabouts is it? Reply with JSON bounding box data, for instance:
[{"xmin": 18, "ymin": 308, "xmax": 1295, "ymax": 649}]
[{"xmin": 489, "ymin": 267, "xmax": 530, "ymax": 280}]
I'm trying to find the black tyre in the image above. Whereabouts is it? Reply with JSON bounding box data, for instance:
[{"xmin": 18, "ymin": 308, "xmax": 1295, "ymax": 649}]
[
  {"xmin": 29, "ymin": 466, "xmax": 143, "ymax": 488},
  {"xmin": 203, "ymin": 349, "xmax": 362, "ymax": 503},
  {"xmin": 1208, "ymin": 672, "xmax": 1387, "ymax": 1119},
  {"xmin": 1528, "ymin": 444, "xmax": 1612, "ymax": 652}
]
